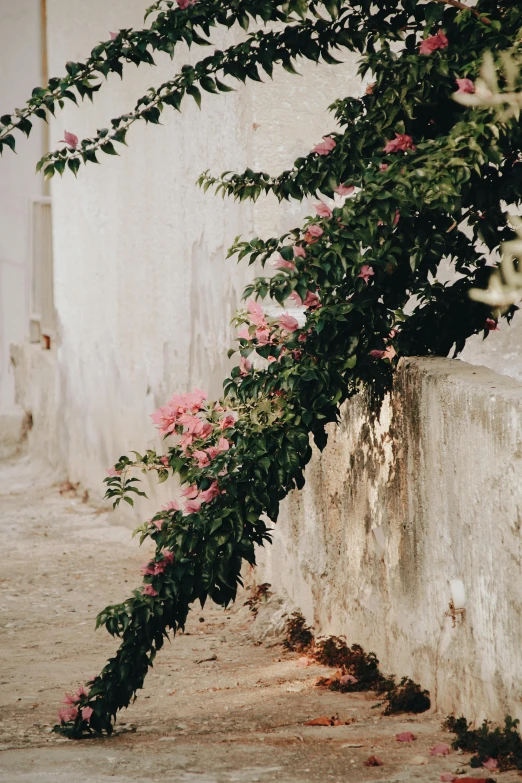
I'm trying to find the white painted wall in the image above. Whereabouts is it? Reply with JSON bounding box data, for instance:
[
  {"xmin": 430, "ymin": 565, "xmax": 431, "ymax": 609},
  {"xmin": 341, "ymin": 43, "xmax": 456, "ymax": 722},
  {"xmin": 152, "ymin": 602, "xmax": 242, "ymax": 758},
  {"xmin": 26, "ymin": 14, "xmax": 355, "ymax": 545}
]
[
  {"xmin": 0, "ymin": 0, "xmax": 44, "ymax": 411},
  {"xmin": 43, "ymin": 0, "xmax": 360, "ymax": 502}
]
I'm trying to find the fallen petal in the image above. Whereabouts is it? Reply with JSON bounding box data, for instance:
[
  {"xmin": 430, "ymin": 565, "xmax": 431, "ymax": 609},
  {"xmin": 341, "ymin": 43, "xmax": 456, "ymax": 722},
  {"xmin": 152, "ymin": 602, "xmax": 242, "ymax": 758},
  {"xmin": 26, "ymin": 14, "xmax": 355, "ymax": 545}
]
[
  {"xmin": 430, "ymin": 744, "xmax": 450, "ymax": 756},
  {"xmin": 364, "ymin": 756, "xmax": 384, "ymax": 767},
  {"xmin": 482, "ymin": 758, "xmax": 498, "ymax": 770},
  {"xmin": 440, "ymin": 775, "xmax": 455, "ymax": 783},
  {"xmin": 304, "ymin": 716, "xmax": 332, "ymax": 726},
  {"xmin": 396, "ymin": 732, "xmax": 416, "ymax": 742},
  {"xmin": 408, "ymin": 755, "xmax": 429, "ymax": 765}
]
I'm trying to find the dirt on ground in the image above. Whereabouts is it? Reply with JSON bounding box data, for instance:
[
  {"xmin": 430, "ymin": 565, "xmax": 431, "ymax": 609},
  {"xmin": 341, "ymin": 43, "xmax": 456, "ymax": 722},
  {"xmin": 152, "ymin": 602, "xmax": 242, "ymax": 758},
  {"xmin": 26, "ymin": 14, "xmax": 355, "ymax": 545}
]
[{"xmin": 0, "ymin": 456, "xmax": 516, "ymax": 783}]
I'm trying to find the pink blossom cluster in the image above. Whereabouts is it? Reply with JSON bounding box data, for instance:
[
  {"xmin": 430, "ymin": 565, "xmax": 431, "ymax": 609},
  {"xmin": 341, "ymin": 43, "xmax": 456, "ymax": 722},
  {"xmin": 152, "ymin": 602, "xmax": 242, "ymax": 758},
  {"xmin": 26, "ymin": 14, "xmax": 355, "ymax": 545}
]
[
  {"xmin": 312, "ymin": 136, "xmax": 336, "ymax": 155},
  {"xmin": 383, "ymin": 133, "xmax": 416, "ymax": 154},
  {"xmin": 419, "ymin": 30, "xmax": 448, "ymax": 55},
  {"xmin": 176, "ymin": 0, "xmax": 197, "ymax": 8},
  {"xmin": 58, "ymin": 685, "xmax": 93, "ymax": 724},
  {"xmin": 456, "ymin": 77, "xmax": 475, "ymax": 94},
  {"xmin": 181, "ymin": 480, "xmax": 221, "ymax": 513},
  {"xmin": 142, "ymin": 550, "xmax": 175, "ymax": 577},
  {"xmin": 151, "ymin": 388, "xmax": 207, "ymax": 437},
  {"xmin": 289, "ymin": 290, "xmax": 320, "ymax": 309}
]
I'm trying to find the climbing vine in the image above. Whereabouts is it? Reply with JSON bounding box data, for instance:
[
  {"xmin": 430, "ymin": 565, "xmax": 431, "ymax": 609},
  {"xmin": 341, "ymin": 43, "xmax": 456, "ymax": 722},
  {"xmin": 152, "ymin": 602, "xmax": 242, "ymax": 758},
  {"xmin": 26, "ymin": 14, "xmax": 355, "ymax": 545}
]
[{"xmin": 3, "ymin": 0, "xmax": 522, "ymax": 738}]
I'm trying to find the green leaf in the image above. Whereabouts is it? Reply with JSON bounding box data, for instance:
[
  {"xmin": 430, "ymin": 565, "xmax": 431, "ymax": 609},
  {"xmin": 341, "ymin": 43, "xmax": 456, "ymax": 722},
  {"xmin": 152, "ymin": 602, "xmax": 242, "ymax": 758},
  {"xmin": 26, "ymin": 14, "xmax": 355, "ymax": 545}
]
[
  {"xmin": 101, "ymin": 141, "xmax": 119, "ymax": 155},
  {"xmin": 186, "ymin": 85, "xmax": 202, "ymax": 109},
  {"xmin": 68, "ymin": 158, "xmax": 81, "ymax": 176}
]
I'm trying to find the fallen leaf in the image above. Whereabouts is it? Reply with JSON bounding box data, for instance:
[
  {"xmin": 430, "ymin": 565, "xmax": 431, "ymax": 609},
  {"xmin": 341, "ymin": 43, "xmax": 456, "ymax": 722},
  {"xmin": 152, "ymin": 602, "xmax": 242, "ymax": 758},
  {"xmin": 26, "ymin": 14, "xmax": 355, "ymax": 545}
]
[
  {"xmin": 440, "ymin": 775, "xmax": 455, "ymax": 782},
  {"xmin": 342, "ymin": 743, "xmax": 363, "ymax": 748},
  {"xmin": 482, "ymin": 758, "xmax": 498, "ymax": 770},
  {"xmin": 408, "ymin": 755, "xmax": 428, "ymax": 766},
  {"xmin": 364, "ymin": 756, "xmax": 383, "ymax": 767},
  {"xmin": 430, "ymin": 743, "xmax": 450, "ymax": 756},
  {"xmin": 168, "ymin": 691, "xmax": 176, "ymax": 696},
  {"xmin": 304, "ymin": 716, "xmax": 332, "ymax": 726},
  {"xmin": 396, "ymin": 731, "xmax": 416, "ymax": 742}
]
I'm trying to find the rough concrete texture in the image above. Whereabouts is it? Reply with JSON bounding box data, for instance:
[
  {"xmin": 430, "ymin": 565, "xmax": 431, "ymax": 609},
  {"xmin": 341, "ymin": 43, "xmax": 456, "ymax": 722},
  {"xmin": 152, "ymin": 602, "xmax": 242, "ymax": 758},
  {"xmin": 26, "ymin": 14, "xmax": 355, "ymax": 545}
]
[
  {"xmin": 0, "ymin": 406, "xmax": 27, "ymax": 461},
  {"xmin": 258, "ymin": 356, "xmax": 522, "ymax": 726},
  {"xmin": 2, "ymin": 456, "xmax": 518, "ymax": 783}
]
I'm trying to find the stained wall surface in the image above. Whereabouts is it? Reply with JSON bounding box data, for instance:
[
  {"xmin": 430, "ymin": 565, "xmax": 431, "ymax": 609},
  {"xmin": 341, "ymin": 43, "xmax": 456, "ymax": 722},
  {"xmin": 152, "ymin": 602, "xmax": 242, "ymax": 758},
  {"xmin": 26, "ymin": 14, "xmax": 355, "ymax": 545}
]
[{"xmin": 257, "ymin": 357, "xmax": 522, "ymax": 723}]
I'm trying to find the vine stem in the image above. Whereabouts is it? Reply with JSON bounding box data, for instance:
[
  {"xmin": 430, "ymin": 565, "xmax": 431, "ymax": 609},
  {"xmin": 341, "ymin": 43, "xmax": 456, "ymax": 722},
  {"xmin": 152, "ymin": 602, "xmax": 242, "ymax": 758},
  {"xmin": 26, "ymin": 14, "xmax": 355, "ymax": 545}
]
[{"xmin": 434, "ymin": 0, "xmax": 491, "ymax": 24}]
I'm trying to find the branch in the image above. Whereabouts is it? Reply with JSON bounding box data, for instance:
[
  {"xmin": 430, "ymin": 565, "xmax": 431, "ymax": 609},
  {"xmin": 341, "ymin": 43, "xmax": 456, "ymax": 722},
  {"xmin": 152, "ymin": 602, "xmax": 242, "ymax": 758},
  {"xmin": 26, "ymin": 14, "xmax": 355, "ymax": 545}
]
[{"xmin": 432, "ymin": 0, "xmax": 491, "ymax": 24}]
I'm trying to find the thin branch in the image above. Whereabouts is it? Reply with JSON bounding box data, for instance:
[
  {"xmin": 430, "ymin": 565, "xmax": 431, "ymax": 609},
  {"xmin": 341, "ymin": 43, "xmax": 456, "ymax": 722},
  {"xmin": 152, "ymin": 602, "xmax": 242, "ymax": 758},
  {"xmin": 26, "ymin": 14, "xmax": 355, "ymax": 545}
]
[{"xmin": 432, "ymin": 0, "xmax": 491, "ymax": 24}]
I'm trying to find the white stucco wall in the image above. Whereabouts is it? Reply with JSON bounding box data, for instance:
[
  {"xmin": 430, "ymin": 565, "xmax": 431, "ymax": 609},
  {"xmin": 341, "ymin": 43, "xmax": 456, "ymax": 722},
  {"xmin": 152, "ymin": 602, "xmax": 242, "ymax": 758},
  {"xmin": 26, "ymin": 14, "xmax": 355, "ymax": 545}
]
[
  {"xmin": 41, "ymin": 0, "xmax": 360, "ymax": 503},
  {"xmin": 0, "ymin": 0, "xmax": 44, "ymax": 411},
  {"xmin": 257, "ymin": 357, "xmax": 522, "ymax": 724}
]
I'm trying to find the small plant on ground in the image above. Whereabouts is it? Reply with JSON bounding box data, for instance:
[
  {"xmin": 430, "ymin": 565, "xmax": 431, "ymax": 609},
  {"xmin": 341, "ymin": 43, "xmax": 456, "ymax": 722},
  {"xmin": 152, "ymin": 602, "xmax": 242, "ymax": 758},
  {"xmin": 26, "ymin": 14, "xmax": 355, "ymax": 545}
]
[
  {"xmin": 282, "ymin": 611, "xmax": 314, "ymax": 653},
  {"xmin": 244, "ymin": 582, "xmax": 273, "ymax": 617},
  {"xmin": 445, "ymin": 714, "xmax": 522, "ymax": 771}
]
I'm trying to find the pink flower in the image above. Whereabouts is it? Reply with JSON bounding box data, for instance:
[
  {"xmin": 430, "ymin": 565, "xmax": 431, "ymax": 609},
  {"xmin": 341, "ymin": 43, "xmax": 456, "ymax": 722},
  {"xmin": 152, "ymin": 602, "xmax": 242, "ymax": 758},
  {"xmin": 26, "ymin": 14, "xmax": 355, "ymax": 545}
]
[
  {"xmin": 106, "ymin": 467, "xmax": 121, "ymax": 477},
  {"xmin": 430, "ymin": 744, "xmax": 450, "ymax": 757},
  {"xmin": 370, "ymin": 349, "xmax": 385, "ymax": 359},
  {"xmin": 256, "ymin": 327, "xmax": 271, "ymax": 345},
  {"xmin": 267, "ymin": 355, "xmax": 276, "ymax": 363},
  {"xmin": 239, "ymin": 356, "xmax": 252, "ymax": 376},
  {"xmin": 440, "ymin": 775, "xmax": 455, "ymax": 782},
  {"xmin": 273, "ymin": 255, "xmax": 296, "ymax": 271},
  {"xmin": 304, "ymin": 225, "xmax": 323, "ymax": 244},
  {"xmin": 419, "ymin": 30, "xmax": 448, "ymax": 55},
  {"xmin": 279, "ymin": 313, "xmax": 299, "ymax": 333},
  {"xmin": 143, "ymin": 585, "xmax": 158, "ymax": 597},
  {"xmin": 485, "ymin": 318, "xmax": 499, "ymax": 331},
  {"xmin": 379, "ymin": 163, "xmax": 389, "ymax": 171},
  {"xmin": 388, "ymin": 328, "xmax": 399, "ymax": 339},
  {"xmin": 313, "ymin": 202, "xmax": 332, "ymax": 218},
  {"xmin": 247, "ymin": 299, "xmax": 267, "ymax": 328},
  {"xmin": 237, "ymin": 326, "xmax": 250, "ymax": 340},
  {"xmin": 482, "ymin": 758, "xmax": 498, "ymax": 770},
  {"xmin": 358, "ymin": 265, "xmax": 375, "ymax": 284},
  {"xmin": 217, "ymin": 437, "xmax": 230, "ymax": 452},
  {"xmin": 303, "ymin": 291, "xmax": 320, "ymax": 308},
  {"xmin": 162, "ymin": 551, "xmax": 175, "ymax": 565},
  {"xmin": 199, "ymin": 481, "xmax": 221, "ymax": 503},
  {"xmin": 62, "ymin": 692, "xmax": 79, "ymax": 705},
  {"xmin": 456, "ymin": 78, "xmax": 475, "ymax": 94},
  {"xmin": 58, "ymin": 706, "xmax": 78, "ymax": 723},
  {"xmin": 219, "ymin": 414, "xmax": 236, "ymax": 430},
  {"xmin": 160, "ymin": 455, "xmax": 169, "ymax": 466},
  {"xmin": 176, "ymin": 0, "xmax": 197, "ymax": 7},
  {"xmin": 193, "ymin": 450, "xmax": 210, "ymax": 468},
  {"xmin": 150, "ymin": 404, "xmax": 178, "ymax": 436},
  {"xmin": 81, "ymin": 706, "xmax": 94, "ymax": 722},
  {"xmin": 313, "ymin": 136, "xmax": 336, "ymax": 155},
  {"xmin": 383, "ymin": 133, "xmax": 416, "ymax": 154},
  {"xmin": 58, "ymin": 130, "xmax": 79, "ymax": 149},
  {"xmin": 289, "ymin": 291, "xmax": 303, "ymax": 306},
  {"xmin": 334, "ymin": 184, "xmax": 354, "ymax": 196},
  {"xmin": 184, "ymin": 499, "xmax": 202, "ymax": 514},
  {"xmin": 340, "ymin": 674, "xmax": 358, "ymax": 685},
  {"xmin": 182, "ymin": 485, "xmax": 198, "ymax": 499},
  {"xmin": 109, "ymin": 31, "xmax": 118, "ymax": 40},
  {"xmin": 141, "ymin": 562, "xmax": 157, "ymax": 576},
  {"xmin": 394, "ymin": 209, "xmax": 400, "ymax": 225},
  {"xmin": 383, "ymin": 345, "xmax": 396, "ymax": 360},
  {"xmin": 396, "ymin": 732, "xmax": 416, "ymax": 742},
  {"xmin": 162, "ymin": 500, "xmax": 180, "ymax": 512},
  {"xmin": 292, "ymin": 350, "xmax": 302, "ymax": 361},
  {"xmin": 293, "ymin": 244, "xmax": 307, "ymax": 258}
]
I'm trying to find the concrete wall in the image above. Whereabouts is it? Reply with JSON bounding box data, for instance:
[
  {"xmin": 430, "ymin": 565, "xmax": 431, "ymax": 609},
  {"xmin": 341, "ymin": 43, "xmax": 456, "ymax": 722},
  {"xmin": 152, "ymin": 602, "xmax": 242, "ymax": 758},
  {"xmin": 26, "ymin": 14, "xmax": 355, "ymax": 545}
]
[
  {"xmin": 257, "ymin": 356, "xmax": 522, "ymax": 724},
  {"xmin": 0, "ymin": 0, "xmax": 44, "ymax": 412}
]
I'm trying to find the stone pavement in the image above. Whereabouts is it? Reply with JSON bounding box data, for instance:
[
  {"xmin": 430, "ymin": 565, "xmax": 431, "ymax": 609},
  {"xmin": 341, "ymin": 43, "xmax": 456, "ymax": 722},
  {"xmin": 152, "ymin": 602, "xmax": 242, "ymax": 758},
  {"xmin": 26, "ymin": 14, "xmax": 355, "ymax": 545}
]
[{"xmin": 0, "ymin": 457, "xmax": 513, "ymax": 782}]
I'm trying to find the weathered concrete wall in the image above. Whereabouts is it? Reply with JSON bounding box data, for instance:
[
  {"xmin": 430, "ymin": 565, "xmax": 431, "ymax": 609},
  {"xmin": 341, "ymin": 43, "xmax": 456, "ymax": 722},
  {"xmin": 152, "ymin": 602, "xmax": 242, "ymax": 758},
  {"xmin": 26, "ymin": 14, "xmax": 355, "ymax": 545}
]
[
  {"xmin": 0, "ymin": 0, "xmax": 44, "ymax": 412},
  {"xmin": 38, "ymin": 0, "xmax": 360, "ymax": 504},
  {"xmin": 257, "ymin": 356, "xmax": 522, "ymax": 724}
]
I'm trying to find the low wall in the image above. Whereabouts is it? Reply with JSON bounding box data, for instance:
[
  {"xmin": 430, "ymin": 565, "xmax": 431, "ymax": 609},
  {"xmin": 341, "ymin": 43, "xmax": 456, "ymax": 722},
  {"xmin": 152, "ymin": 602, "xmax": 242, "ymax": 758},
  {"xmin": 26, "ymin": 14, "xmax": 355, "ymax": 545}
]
[{"xmin": 257, "ymin": 356, "xmax": 522, "ymax": 724}]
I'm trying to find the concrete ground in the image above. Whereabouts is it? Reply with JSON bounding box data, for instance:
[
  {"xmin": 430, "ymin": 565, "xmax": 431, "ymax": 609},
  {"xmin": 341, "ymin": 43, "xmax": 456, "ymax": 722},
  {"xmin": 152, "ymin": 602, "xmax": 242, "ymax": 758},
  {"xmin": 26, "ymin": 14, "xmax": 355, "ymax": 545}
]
[{"xmin": 0, "ymin": 456, "xmax": 515, "ymax": 782}]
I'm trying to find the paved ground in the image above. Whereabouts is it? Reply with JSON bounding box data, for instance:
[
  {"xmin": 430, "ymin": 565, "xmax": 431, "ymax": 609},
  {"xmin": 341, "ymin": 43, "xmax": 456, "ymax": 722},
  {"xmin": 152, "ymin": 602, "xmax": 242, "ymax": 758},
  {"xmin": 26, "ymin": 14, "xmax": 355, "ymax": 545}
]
[{"xmin": 0, "ymin": 456, "xmax": 515, "ymax": 782}]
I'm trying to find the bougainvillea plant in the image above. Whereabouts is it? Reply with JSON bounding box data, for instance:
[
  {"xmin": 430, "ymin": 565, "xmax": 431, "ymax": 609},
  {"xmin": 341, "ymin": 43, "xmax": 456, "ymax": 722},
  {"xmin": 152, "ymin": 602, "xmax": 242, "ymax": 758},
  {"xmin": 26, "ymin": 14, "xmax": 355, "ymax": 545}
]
[{"xmin": 2, "ymin": 0, "xmax": 522, "ymax": 738}]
